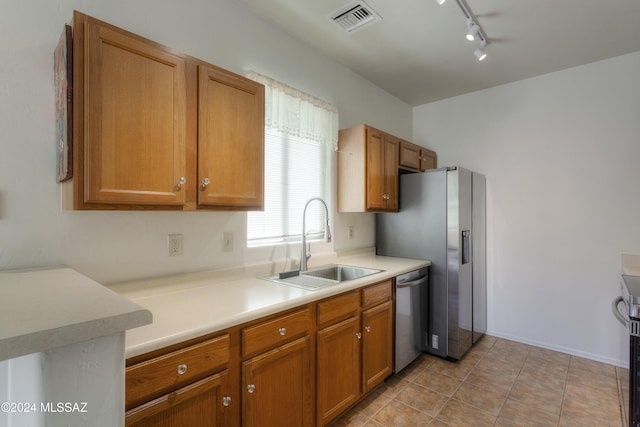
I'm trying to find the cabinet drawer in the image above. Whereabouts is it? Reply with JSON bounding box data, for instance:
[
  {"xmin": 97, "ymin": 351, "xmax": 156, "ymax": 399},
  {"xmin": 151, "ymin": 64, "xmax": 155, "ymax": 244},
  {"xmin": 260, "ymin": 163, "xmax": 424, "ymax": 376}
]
[
  {"xmin": 362, "ymin": 280, "xmax": 392, "ymax": 309},
  {"xmin": 242, "ymin": 309, "xmax": 310, "ymax": 358},
  {"xmin": 317, "ymin": 291, "xmax": 359, "ymax": 327},
  {"xmin": 126, "ymin": 334, "xmax": 229, "ymax": 410}
]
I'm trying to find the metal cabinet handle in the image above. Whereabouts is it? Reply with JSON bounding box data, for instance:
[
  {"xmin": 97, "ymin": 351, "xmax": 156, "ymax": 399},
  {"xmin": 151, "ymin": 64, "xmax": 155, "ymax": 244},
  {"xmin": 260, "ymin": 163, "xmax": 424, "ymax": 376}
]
[
  {"xmin": 247, "ymin": 384, "xmax": 255, "ymax": 394},
  {"xmin": 278, "ymin": 327, "xmax": 286, "ymax": 336},
  {"xmin": 365, "ymin": 326, "xmax": 371, "ymax": 333},
  {"xmin": 355, "ymin": 332, "xmax": 362, "ymax": 340},
  {"xmin": 222, "ymin": 396, "xmax": 231, "ymax": 407},
  {"xmin": 200, "ymin": 178, "xmax": 210, "ymax": 191},
  {"xmin": 175, "ymin": 177, "xmax": 186, "ymax": 191},
  {"xmin": 177, "ymin": 364, "xmax": 187, "ymax": 375}
]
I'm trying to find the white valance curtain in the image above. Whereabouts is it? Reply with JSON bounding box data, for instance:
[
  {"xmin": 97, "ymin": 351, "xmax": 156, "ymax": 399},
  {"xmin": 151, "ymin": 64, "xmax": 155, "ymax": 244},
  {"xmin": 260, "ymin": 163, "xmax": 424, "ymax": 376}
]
[{"xmin": 246, "ymin": 71, "xmax": 339, "ymax": 149}]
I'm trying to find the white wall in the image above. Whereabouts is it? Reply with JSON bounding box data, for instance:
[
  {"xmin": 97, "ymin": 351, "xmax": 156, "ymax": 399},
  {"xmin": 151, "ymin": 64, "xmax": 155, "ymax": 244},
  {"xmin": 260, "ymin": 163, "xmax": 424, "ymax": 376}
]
[
  {"xmin": 0, "ymin": 0, "xmax": 412, "ymax": 284},
  {"xmin": 413, "ymin": 52, "xmax": 640, "ymax": 366}
]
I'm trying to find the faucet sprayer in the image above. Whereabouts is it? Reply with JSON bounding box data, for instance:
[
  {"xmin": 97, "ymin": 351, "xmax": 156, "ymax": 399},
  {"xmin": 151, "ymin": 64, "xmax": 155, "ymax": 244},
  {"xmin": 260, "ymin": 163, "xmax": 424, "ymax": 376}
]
[{"xmin": 300, "ymin": 197, "xmax": 331, "ymax": 271}]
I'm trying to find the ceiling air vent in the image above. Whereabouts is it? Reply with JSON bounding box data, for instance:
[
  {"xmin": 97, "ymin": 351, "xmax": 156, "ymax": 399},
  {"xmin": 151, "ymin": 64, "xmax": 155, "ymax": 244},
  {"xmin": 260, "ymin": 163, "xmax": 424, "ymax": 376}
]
[{"xmin": 329, "ymin": 2, "xmax": 382, "ymax": 34}]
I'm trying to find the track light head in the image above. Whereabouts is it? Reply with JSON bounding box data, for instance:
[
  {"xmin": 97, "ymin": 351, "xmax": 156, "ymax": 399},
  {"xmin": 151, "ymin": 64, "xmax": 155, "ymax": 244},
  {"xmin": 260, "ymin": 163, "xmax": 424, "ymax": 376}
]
[
  {"xmin": 474, "ymin": 40, "xmax": 487, "ymax": 61},
  {"xmin": 466, "ymin": 22, "xmax": 479, "ymax": 41}
]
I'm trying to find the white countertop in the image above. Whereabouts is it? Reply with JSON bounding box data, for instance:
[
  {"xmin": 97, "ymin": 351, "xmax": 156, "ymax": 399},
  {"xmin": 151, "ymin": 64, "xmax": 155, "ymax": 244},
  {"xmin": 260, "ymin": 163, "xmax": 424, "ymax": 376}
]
[
  {"xmin": 0, "ymin": 266, "xmax": 152, "ymax": 362},
  {"xmin": 108, "ymin": 253, "xmax": 430, "ymax": 358}
]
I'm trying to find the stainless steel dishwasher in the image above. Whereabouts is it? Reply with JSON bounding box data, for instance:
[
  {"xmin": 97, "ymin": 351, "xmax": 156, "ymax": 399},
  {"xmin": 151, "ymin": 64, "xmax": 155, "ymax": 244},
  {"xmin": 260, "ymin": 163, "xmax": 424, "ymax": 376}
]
[{"xmin": 394, "ymin": 266, "xmax": 429, "ymax": 373}]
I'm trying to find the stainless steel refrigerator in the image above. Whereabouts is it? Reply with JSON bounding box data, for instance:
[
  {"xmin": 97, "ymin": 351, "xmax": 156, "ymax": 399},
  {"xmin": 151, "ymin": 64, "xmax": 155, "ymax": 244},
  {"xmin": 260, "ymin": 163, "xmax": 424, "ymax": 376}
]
[{"xmin": 376, "ymin": 166, "xmax": 486, "ymax": 361}]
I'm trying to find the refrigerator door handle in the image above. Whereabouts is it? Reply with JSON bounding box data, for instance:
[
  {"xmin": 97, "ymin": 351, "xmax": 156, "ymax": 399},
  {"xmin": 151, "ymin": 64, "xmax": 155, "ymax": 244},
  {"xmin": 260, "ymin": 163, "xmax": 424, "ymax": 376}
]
[{"xmin": 462, "ymin": 230, "xmax": 471, "ymax": 265}]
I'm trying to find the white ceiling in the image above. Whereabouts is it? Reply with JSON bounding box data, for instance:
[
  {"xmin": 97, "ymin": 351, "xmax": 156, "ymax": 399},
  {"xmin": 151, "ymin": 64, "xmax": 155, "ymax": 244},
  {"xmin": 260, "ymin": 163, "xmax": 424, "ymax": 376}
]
[{"xmin": 237, "ymin": 0, "xmax": 640, "ymax": 106}]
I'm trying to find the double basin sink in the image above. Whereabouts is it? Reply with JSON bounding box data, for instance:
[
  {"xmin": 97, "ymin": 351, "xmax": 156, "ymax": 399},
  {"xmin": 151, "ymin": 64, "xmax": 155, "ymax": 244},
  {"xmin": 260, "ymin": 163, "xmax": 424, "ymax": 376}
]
[{"xmin": 261, "ymin": 264, "xmax": 383, "ymax": 291}]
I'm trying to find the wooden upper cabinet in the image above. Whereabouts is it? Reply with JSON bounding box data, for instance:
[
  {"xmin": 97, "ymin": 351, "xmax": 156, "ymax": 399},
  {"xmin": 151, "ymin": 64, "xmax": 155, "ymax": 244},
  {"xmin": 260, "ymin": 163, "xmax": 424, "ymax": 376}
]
[
  {"xmin": 399, "ymin": 140, "xmax": 421, "ymax": 170},
  {"xmin": 197, "ymin": 65, "xmax": 264, "ymax": 209},
  {"xmin": 63, "ymin": 12, "xmax": 265, "ymax": 211},
  {"xmin": 338, "ymin": 124, "xmax": 399, "ymax": 213},
  {"xmin": 420, "ymin": 147, "xmax": 438, "ymax": 171},
  {"xmin": 399, "ymin": 140, "xmax": 438, "ymax": 172},
  {"xmin": 78, "ymin": 12, "xmax": 187, "ymax": 207}
]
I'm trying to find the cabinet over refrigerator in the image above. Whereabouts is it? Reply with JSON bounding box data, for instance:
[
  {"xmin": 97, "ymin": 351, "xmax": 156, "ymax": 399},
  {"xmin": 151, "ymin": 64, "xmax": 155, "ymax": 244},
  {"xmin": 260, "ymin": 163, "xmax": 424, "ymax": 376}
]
[{"xmin": 376, "ymin": 166, "xmax": 486, "ymax": 361}]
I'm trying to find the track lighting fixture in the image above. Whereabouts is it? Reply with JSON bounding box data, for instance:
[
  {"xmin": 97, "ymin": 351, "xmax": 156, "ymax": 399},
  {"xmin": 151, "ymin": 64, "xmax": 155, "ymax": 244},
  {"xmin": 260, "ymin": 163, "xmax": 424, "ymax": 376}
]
[
  {"xmin": 474, "ymin": 40, "xmax": 487, "ymax": 61},
  {"xmin": 435, "ymin": 0, "xmax": 447, "ymax": 5},
  {"xmin": 465, "ymin": 19, "xmax": 479, "ymax": 41}
]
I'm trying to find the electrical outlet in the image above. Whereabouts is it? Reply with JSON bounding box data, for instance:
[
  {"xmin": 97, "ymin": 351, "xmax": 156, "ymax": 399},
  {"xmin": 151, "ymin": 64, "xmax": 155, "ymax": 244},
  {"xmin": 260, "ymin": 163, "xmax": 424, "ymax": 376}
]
[
  {"xmin": 168, "ymin": 234, "xmax": 183, "ymax": 256},
  {"xmin": 348, "ymin": 225, "xmax": 354, "ymax": 240},
  {"xmin": 222, "ymin": 232, "xmax": 234, "ymax": 252}
]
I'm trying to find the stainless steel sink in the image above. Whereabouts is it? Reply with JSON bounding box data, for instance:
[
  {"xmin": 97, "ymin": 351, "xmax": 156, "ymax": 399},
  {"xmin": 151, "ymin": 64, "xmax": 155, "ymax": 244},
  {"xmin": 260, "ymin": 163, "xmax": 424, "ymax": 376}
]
[
  {"xmin": 303, "ymin": 265, "xmax": 382, "ymax": 282},
  {"xmin": 260, "ymin": 264, "xmax": 383, "ymax": 291}
]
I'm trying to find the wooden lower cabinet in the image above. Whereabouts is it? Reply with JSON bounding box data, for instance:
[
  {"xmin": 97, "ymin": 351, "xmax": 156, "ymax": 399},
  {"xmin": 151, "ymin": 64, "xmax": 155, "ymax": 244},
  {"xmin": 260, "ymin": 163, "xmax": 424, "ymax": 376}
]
[
  {"xmin": 125, "ymin": 371, "xmax": 226, "ymax": 426},
  {"xmin": 126, "ymin": 280, "xmax": 394, "ymax": 427},
  {"xmin": 317, "ymin": 316, "xmax": 361, "ymax": 425},
  {"xmin": 316, "ymin": 281, "xmax": 394, "ymax": 426},
  {"xmin": 242, "ymin": 336, "xmax": 313, "ymax": 427},
  {"xmin": 362, "ymin": 300, "xmax": 393, "ymax": 393}
]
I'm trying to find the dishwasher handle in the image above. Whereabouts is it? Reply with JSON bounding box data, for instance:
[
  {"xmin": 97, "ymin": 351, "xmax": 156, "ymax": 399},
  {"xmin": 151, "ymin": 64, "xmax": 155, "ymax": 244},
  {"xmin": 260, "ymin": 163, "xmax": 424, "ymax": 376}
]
[
  {"xmin": 612, "ymin": 295, "xmax": 629, "ymax": 328},
  {"xmin": 396, "ymin": 276, "xmax": 427, "ymax": 289}
]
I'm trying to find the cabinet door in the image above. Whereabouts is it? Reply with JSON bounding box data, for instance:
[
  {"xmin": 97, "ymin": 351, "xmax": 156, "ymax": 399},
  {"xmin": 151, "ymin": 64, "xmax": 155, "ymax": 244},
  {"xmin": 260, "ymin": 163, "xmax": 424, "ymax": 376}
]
[
  {"xmin": 365, "ymin": 128, "xmax": 386, "ymax": 211},
  {"xmin": 317, "ymin": 316, "xmax": 361, "ymax": 426},
  {"xmin": 242, "ymin": 336, "xmax": 312, "ymax": 427},
  {"xmin": 383, "ymin": 136, "xmax": 399, "ymax": 211},
  {"xmin": 198, "ymin": 65, "xmax": 265, "ymax": 209},
  {"xmin": 399, "ymin": 140, "xmax": 420, "ymax": 170},
  {"xmin": 125, "ymin": 371, "xmax": 227, "ymax": 427},
  {"xmin": 84, "ymin": 19, "xmax": 187, "ymax": 205},
  {"xmin": 420, "ymin": 148, "xmax": 437, "ymax": 171},
  {"xmin": 362, "ymin": 301, "xmax": 393, "ymax": 393}
]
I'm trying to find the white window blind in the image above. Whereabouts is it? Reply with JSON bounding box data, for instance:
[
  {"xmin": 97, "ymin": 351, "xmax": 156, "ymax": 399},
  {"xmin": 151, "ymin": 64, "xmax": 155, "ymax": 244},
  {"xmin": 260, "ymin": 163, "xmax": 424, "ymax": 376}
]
[{"xmin": 246, "ymin": 72, "xmax": 338, "ymax": 246}]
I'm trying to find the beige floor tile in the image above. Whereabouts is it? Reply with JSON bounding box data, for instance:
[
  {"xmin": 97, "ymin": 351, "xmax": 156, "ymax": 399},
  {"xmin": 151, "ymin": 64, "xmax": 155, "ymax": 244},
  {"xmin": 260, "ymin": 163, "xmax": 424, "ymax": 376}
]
[
  {"xmin": 521, "ymin": 354, "xmax": 570, "ymax": 379},
  {"xmin": 475, "ymin": 353, "xmax": 524, "ymax": 376},
  {"xmin": 508, "ymin": 373, "xmax": 565, "ymax": 415},
  {"xmin": 528, "ymin": 346, "xmax": 571, "ymax": 365},
  {"xmin": 464, "ymin": 366, "xmax": 518, "ymax": 393},
  {"xmin": 351, "ymin": 390, "xmax": 391, "ymax": 418},
  {"xmin": 561, "ymin": 382, "xmax": 622, "ymax": 426},
  {"xmin": 428, "ymin": 357, "xmax": 474, "ymax": 379},
  {"xmin": 394, "ymin": 382, "xmax": 449, "ymax": 417},
  {"xmin": 332, "ymin": 335, "xmax": 627, "ymax": 427},
  {"xmin": 566, "ymin": 366, "xmax": 618, "ymax": 393},
  {"xmin": 376, "ymin": 376, "xmax": 410, "ymax": 399},
  {"xmin": 434, "ymin": 398, "xmax": 496, "ymax": 427},
  {"xmin": 329, "ymin": 410, "xmax": 370, "ymax": 427},
  {"xmin": 395, "ymin": 355, "xmax": 433, "ymax": 382},
  {"xmin": 413, "ymin": 368, "xmax": 462, "ymax": 396},
  {"xmin": 451, "ymin": 380, "xmax": 508, "ymax": 416},
  {"xmin": 569, "ymin": 355, "xmax": 617, "ymax": 378},
  {"xmin": 373, "ymin": 400, "xmax": 432, "ymax": 427},
  {"xmin": 495, "ymin": 398, "xmax": 559, "ymax": 426}
]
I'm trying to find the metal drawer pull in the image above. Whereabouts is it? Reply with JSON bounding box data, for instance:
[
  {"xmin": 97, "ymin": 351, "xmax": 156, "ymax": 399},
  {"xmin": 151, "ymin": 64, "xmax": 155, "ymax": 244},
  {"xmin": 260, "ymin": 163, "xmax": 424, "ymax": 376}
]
[
  {"xmin": 222, "ymin": 396, "xmax": 231, "ymax": 407},
  {"xmin": 175, "ymin": 177, "xmax": 186, "ymax": 191},
  {"xmin": 365, "ymin": 326, "xmax": 371, "ymax": 333},
  {"xmin": 279, "ymin": 327, "xmax": 286, "ymax": 336},
  {"xmin": 200, "ymin": 178, "xmax": 210, "ymax": 191},
  {"xmin": 247, "ymin": 384, "xmax": 255, "ymax": 394},
  {"xmin": 355, "ymin": 332, "xmax": 362, "ymax": 340},
  {"xmin": 177, "ymin": 364, "xmax": 187, "ymax": 375}
]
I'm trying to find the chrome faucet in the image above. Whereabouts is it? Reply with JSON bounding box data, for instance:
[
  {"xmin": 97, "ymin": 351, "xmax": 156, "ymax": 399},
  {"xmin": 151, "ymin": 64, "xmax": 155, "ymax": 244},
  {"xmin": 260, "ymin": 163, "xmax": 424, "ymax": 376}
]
[{"xmin": 300, "ymin": 197, "xmax": 332, "ymax": 271}]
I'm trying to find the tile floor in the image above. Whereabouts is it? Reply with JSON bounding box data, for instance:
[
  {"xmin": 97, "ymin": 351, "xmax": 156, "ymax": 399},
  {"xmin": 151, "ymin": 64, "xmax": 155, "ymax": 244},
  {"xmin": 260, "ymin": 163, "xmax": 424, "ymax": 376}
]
[{"xmin": 330, "ymin": 335, "xmax": 629, "ymax": 427}]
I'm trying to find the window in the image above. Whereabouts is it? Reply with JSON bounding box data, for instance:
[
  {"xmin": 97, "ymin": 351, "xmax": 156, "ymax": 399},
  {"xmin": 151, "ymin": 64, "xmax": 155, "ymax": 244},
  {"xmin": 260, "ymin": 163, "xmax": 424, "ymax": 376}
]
[{"xmin": 246, "ymin": 72, "xmax": 338, "ymax": 247}]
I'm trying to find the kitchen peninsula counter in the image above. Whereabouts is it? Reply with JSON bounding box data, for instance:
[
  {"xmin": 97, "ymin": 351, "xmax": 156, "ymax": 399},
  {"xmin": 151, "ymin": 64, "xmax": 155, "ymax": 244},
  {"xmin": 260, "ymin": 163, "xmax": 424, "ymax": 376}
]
[
  {"xmin": 108, "ymin": 252, "xmax": 430, "ymax": 358},
  {"xmin": 0, "ymin": 266, "xmax": 152, "ymax": 361}
]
